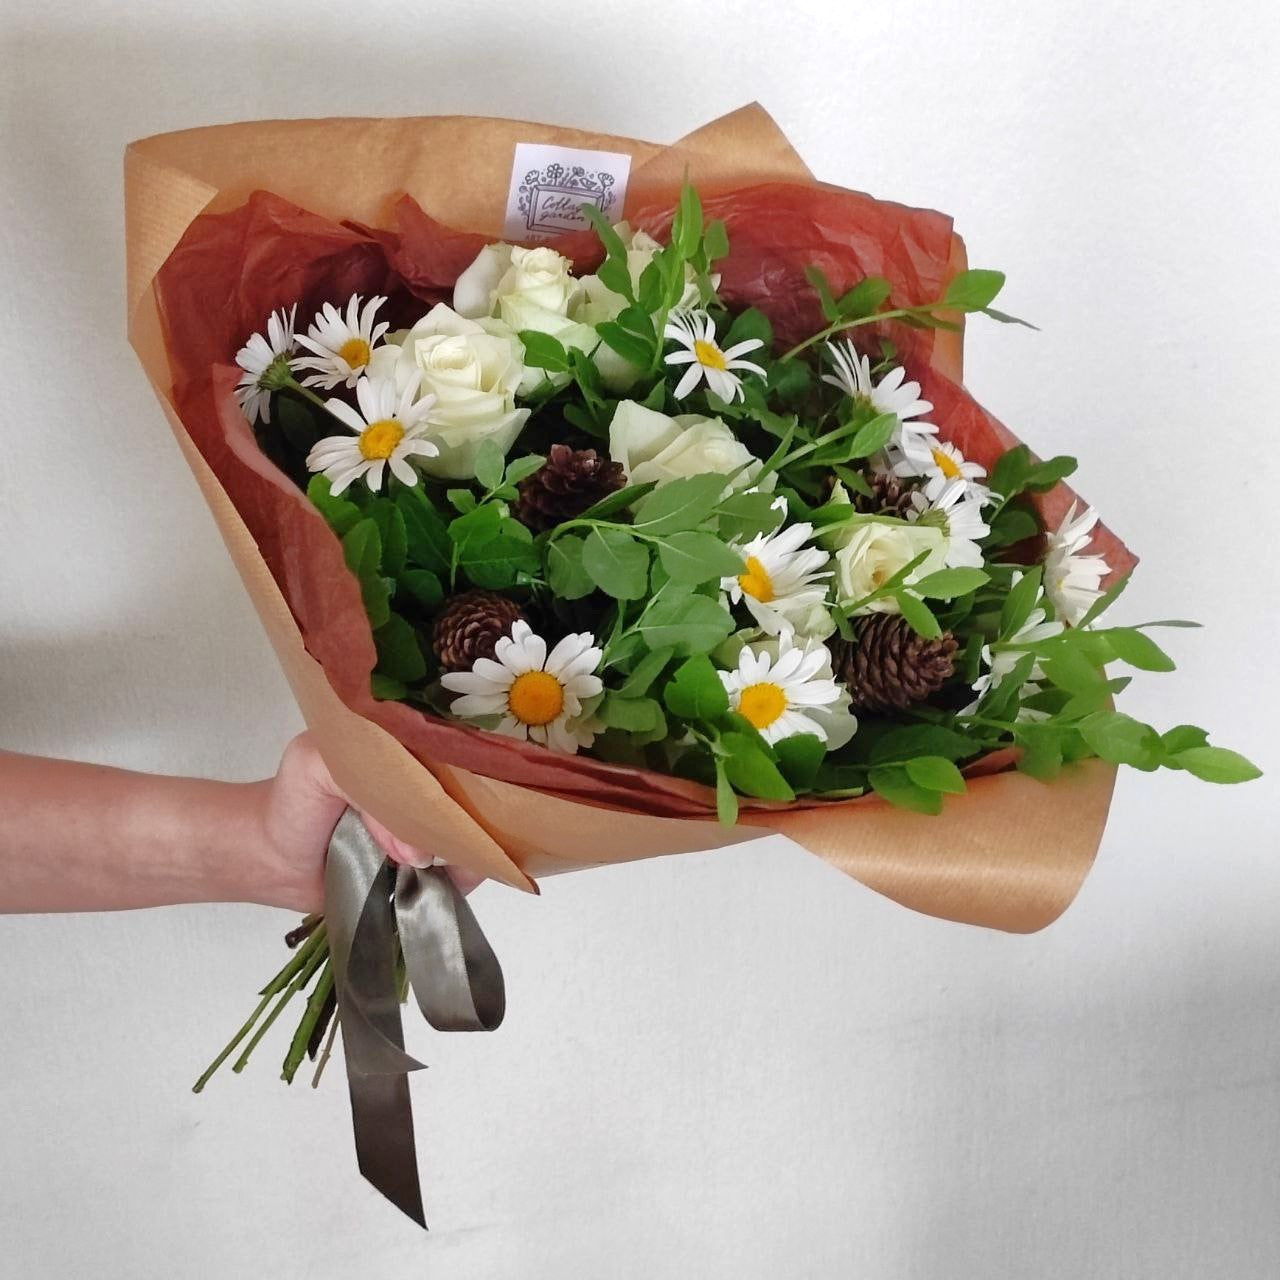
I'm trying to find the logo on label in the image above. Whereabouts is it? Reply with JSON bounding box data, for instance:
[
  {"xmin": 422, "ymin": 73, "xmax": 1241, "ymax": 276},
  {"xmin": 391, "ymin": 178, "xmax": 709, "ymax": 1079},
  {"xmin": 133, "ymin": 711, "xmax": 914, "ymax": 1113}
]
[{"xmin": 504, "ymin": 143, "xmax": 633, "ymax": 241}]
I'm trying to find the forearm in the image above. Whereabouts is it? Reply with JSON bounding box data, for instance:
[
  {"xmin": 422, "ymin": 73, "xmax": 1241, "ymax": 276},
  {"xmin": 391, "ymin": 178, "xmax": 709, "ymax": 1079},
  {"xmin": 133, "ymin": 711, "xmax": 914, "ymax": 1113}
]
[{"xmin": 0, "ymin": 752, "xmax": 297, "ymax": 913}]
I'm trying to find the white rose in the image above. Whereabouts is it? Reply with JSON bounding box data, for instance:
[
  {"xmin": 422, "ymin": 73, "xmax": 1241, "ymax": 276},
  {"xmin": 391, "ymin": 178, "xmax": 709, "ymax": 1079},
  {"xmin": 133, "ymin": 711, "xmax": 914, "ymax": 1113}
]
[
  {"xmin": 608, "ymin": 401, "xmax": 772, "ymax": 493},
  {"xmin": 832, "ymin": 519, "xmax": 949, "ymax": 613},
  {"xmin": 371, "ymin": 303, "xmax": 530, "ymax": 480}
]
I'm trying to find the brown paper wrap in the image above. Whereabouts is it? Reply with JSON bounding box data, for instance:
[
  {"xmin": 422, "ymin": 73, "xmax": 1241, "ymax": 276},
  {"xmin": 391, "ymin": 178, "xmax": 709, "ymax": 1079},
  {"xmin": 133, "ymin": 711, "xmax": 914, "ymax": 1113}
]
[{"xmin": 126, "ymin": 105, "xmax": 1121, "ymax": 932}]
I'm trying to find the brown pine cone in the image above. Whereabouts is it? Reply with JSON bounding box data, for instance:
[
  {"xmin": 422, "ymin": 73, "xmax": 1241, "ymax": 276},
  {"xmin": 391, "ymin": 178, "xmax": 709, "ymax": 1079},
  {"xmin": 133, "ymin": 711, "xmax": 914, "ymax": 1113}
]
[
  {"xmin": 513, "ymin": 443, "xmax": 625, "ymax": 533},
  {"xmin": 832, "ymin": 613, "xmax": 959, "ymax": 713},
  {"xmin": 852, "ymin": 470, "xmax": 920, "ymax": 519},
  {"xmin": 432, "ymin": 590, "xmax": 526, "ymax": 673}
]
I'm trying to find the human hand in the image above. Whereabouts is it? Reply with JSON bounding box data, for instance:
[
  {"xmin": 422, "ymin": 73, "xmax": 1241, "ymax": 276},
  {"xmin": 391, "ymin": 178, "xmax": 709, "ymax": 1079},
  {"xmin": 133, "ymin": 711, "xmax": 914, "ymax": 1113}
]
[{"xmin": 255, "ymin": 733, "xmax": 485, "ymax": 913}]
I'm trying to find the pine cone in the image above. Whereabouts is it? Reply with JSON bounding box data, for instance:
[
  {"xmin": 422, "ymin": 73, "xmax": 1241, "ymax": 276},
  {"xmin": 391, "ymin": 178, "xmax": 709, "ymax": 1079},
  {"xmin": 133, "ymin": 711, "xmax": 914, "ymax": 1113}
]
[
  {"xmin": 513, "ymin": 444, "xmax": 625, "ymax": 533},
  {"xmin": 832, "ymin": 614, "xmax": 959, "ymax": 713},
  {"xmin": 432, "ymin": 590, "xmax": 525, "ymax": 673},
  {"xmin": 852, "ymin": 470, "xmax": 919, "ymax": 519}
]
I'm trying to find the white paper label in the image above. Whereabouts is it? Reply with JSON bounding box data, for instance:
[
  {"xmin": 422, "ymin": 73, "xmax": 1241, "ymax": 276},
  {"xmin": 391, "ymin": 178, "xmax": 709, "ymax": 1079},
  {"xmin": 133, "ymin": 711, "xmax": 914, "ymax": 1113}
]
[{"xmin": 503, "ymin": 142, "xmax": 632, "ymax": 241}]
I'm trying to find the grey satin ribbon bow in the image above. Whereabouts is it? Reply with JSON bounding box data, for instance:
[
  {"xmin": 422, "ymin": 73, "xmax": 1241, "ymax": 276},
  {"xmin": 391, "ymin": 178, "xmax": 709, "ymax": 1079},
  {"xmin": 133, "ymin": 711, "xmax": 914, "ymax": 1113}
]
[{"xmin": 324, "ymin": 808, "xmax": 505, "ymax": 1228}]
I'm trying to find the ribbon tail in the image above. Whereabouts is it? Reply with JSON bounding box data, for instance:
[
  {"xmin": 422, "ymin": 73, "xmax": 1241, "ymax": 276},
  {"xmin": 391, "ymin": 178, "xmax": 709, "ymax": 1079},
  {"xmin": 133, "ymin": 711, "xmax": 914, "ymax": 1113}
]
[{"xmin": 324, "ymin": 807, "xmax": 507, "ymax": 1229}]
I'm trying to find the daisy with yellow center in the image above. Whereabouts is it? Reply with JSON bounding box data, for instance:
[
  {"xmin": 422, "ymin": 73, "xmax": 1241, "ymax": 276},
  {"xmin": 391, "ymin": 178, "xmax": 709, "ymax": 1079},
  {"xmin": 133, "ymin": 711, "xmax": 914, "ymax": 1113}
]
[
  {"xmin": 440, "ymin": 621, "xmax": 604, "ymax": 755},
  {"xmin": 305, "ymin": 374, "xmax": 439, "ymax": 494},
  {"xmin": 664, "ymin": 309, "xmax": 766, "ymax": 403},
  {"xmin": 719, "ymin": 633, "xmax": 848, "ymax": 746},
  {"xmin": 294, "ymin": 294, "xmax": 390, "ymax": 390},
  {"xmin": 894, "ymin": 437, "xmax": 991, "ymax": 504},
  {"xmin": 722, "ymin": 518, "xmax": 833, "ymax": 638},
  {"xmin": 234, "ymin": 305, "xmax": 297, "ymax": 425}
]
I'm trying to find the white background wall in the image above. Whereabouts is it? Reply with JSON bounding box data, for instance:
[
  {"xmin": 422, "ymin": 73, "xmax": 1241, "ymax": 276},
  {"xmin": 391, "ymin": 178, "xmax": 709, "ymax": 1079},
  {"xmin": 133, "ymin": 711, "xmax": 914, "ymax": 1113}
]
[{"xmin": 2, "ymin": 2, "xmax": 1278, "ymax": 1276}]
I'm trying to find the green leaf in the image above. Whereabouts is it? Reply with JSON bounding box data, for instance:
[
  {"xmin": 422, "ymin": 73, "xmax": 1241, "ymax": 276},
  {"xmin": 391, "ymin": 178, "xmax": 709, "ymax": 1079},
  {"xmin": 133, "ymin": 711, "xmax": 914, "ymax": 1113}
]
[
  {"xmin": 1078, "ymin": 711, "xmax": 1163, "ymax": 769},
  {"xmin": 1001, "ymin": 566, "xmax": 1043, "ymax": 637},
  {"xmin": 307, "ymin": 474, "xmax": 362, "ymax": 536},
  {"xmin": 370, "ymin": 674, "xmax": 408, "ymax": 701},
  {"xmin": 1159, "ymin": 724, "xmax": 1209, "ymax": 755},
  {"xmin": 716, "ymin": 490, "xmax": 784, "ymax": 542},
  {"xmin": 503, "ymin": 454, "xmax": 546, "ymax": 487},
  {"xmin": 638, "ymin": 595, "xmax": 735, "ymax": 655},
  {"xmin": 663, "ymin": 654, "xmax": 730, "ymax": 721},
  {"xmin": 895, "ymin": 591, "xmax": 942, "ymax": 639},
  {"xmin": 578, "ymin": 481, "xmax": 656, "ymax": 522},
  {"xmin": 1023, "ymin": 455, "xmax": 1079, "ymax": 492},
  {"xmin": 398, "ymin": 568, "xmax": 443, "ymax": 610},
  {"xmin": 546, "ymin": 535, "xmax": 595, "ymax": 599},
  {"xmin": 912, "ymin": 567, "xmax": 989, "ymax": 599},
  {"xmin": 1016, "ymin": 726, "xmax": 1064, "ymax": 780},
  {"xmin": 518, "ymin": 330, "xmax": 571, "ymax": 372},
  {"xmin": 458, "ymin": 533, "xmax": 540, "ymax": 590},
  {"xmin": 904, "ymin": 756, "xmax": 966, "ymax": 794},
  {"xmin": 1041, "ymin": 645, "xmax": 1106, "ymax": 695},
  {"xmin": 596, "ymin": 321, "xmax": 654, "ymax": 367},
  {"xmin": 1102, "ymin": 627, "xmax": 1176, "ymax": 672},
  {"xmin": 473, "ymin": 438, "xmax": 506, "ymax": 492},
  {"xmin": 619, "ymin": 646, "xmax": 673, "ymax": 697},
  {"xmin": 580, "ymin": 202, "xmax": 628, "ymax": 262},
  {"xmin": 658, "ymin": 531, "xmax": 744, "ymax": 584},
  {"xmin": 846, "ymin": 412, "xmax": 898, "ymax": 459},
  {"xmin": 774, "ymin": 734, "xmax": 826, "ymax": 790},
  {"xmin": 867, "ymin": 765, "xmax": 943, "ymax": 814},
  {"xmin": 721, "ymin": 732, "xmax": 794, "ymax": 801},
  {"xmin": 598, "ymin": 693, "xmax": 664, "ymax": 733},
  {"xmin": 944, "ymin": 269, "xmax": 1006, "ymax": 311},
  {"xmin": 582, "ymin": 527, "xmax": 649, "ymax": 600},
  {"xmin": 703, "ymin": 218, "xmax": 729, "ymax": 262},
  {"xmin": 367, "ymin": 499, "xmax": 408, "ymax": 577},
  {"xmin": 1076, "ymin": 570, "xmax": 1131, "ymax": 628},
  {"xmin": 1171, "ymin": 746, "xmax": 1261, "ymax": 784},
  {"xmin": 395, "ymin": 486, "xmax": 452, "ymax": 578},
  {"xmin": 837, "ymin": 276, "xmax": 892, "ymax": 319},
  {"xmin": 804, "ymin": 264, "xmax": 840, "ymax": 322},
  {"xmin": 715, "ymin": 761, "xmax": 739, "ymax": 826},
  {"xmin": 630, "ymin": 473, "xmax": 727, "ymax": 536},
  {"xmin": 671, "ymin": 183, "xmax": 703, "ymax": 260},
  {"xmin": 276, "ymin": 395, "xmax": 326, "ymax": 453},
  {"xmin": 989, "ymin": 446, "xmax": 1031, "ymax": 500},
  {"xmin": 342, "ymin": 519, "xmax": 390, "ymax": 628},
  {"xmin": 871, "ymin": 724, "xmax": 978, "ymax": 764},
  {"xmin": 373, "ymin": 612, "xmax": 427, "ymax": 683},
  {"xmin": 724, "ymin": 307, "xmax": 773, "ymax": 350}
]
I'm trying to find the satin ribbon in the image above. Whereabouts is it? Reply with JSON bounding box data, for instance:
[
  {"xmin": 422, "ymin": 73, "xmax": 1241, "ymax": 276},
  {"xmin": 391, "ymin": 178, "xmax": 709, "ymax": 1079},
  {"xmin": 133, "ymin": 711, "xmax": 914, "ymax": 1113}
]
[{"xmin": 324, "ymin": 808, "xmax": 505, "ymax": 1228}]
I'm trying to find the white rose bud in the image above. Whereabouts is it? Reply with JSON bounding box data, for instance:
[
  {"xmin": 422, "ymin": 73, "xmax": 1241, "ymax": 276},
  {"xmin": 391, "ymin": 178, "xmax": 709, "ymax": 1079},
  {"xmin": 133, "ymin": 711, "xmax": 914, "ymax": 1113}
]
[
  {"xmin": 832, "ymin": 520, "xmax": 949, "ymax": 614},
  {"xmin": 370, "ymin": 303, "xmax": 529, "ymax": 481},
  {"xmin": 608, "ymin": 400, "xmax": 772, "ymax": 494}
]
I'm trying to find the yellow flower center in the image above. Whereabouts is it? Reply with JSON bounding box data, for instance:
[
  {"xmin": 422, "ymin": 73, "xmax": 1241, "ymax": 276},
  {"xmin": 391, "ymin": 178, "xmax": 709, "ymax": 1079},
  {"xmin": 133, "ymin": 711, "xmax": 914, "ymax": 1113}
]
[
  {"xmin": 737, "ymin": 681, "xmax": 788, "ymax": 731},
  {"xmin": 507, "ymin": 670, "xmax": 565, "ymax": 726},
  {"xmin": 931, "ymin": 447, "xmax": 962, "ymax": 479},
  {"xmin": 338, "ymin": 336, "xmax": 372, "ymax": 369},
  {"xmin": 694, "ymin": 339, "xmax": 728, "ymax": 371},
  {"xmin": 358, "ymin": 418, "xmax": 405, "ymax": 460},
  {"xmin": 738, "ymin": 555, "xmax": 775, "ymax": 603}
]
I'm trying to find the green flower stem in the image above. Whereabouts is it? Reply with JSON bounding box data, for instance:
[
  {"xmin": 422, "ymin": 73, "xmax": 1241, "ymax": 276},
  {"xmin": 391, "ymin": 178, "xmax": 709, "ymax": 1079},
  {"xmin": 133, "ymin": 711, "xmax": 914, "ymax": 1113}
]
[
  {"xmin": 310, "ymin": 1016, "xmax": 340, "ymax": 1089},
  {"xmin": 780, "ymin": 305, "xmax": 950, "ymax": 362},
  {"xmin": 192, "ymin": 924, "xmax": 329, "ymax": 1093},
  {"xmin": 281, "ymin": 961, "xmax": 335, "ymax": 1084},
  {"xmin": 233, "ymin": 930, "xmax": 329, "ymax": 1074}
]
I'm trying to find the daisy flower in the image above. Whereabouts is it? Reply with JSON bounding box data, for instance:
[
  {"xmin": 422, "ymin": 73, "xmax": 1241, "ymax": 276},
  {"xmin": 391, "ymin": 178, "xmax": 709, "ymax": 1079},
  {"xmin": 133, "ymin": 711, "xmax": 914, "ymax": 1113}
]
[
  {"xmin": 440, "ymin": 621, "xmax": 603, "ymax": 754},
  {"xmin": 294, "ymin": 295, "xmax": 390, "ymax": 389},
  {"xmin": 908, "ymin": 479, "xmax": 990, "ymax": 569},
  {"xmin": 234, "ymin": 305, "xmax": 297, "ymax": 425},
  {"xmin": 663, "ymin": 309, "xmax": 766, "ymax": 403},
  {"xmin": 1044, "ymin": 502, "xmax": 1109, "ymax": 625},
  {"xmin": 894, "ymin": 437, "xmax": 992, "ymax": 504},
  {"xmin": 305, "ymin": 374, "xmax": 439, "ymax": 495},
  {"xmin": 822, "ymin": 340, "xmax": 938, "ymax": 454},
  {"xmin": 720, "ymin": 633, "xmax": 847, "ymax": 745},
  {"xmin": 964, "ymin": 575, "xmax": 1064, "ymax": 720},
  {"xmin": 723, "ymin": 521, "xmax": 833, "ymax": 638}
]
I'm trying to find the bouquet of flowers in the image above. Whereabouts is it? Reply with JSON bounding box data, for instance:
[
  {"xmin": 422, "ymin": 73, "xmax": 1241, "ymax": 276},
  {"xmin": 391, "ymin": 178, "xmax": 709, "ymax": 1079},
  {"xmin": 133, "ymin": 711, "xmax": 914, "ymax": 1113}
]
[{"xmin": 127, "ymin": 106, "xmax": 1257, "ymax": 1223}]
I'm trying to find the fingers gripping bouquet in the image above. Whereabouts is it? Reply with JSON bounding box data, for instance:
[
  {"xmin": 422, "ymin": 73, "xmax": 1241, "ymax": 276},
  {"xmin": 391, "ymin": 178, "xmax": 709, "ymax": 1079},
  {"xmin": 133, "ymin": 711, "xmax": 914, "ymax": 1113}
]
[{"xmin": 127, "ymin": 107, "xmax": 1257, "ymax": 1223}]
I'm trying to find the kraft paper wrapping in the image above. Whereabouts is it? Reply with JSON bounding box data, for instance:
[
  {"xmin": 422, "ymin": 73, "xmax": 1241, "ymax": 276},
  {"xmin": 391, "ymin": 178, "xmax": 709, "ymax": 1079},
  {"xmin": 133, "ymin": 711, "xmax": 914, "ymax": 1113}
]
[{"xmin": 126, "ymin": 105, "xmax": 1121, "ymax": 932}]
